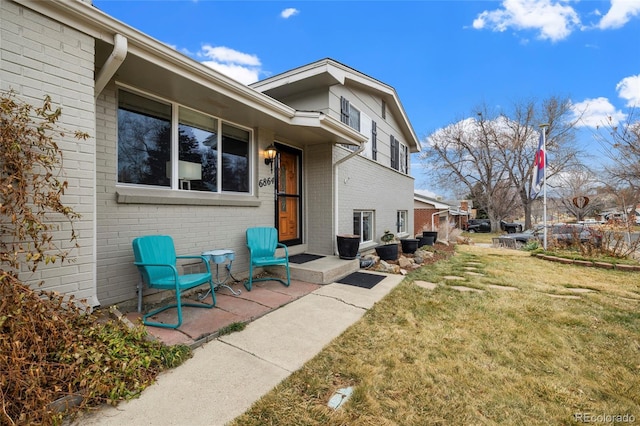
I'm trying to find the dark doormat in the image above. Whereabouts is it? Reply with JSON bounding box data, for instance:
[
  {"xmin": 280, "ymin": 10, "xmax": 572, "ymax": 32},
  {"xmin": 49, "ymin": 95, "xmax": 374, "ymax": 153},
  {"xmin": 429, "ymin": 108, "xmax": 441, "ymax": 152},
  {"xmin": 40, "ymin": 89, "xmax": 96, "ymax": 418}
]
[
  {"xmin": 336, "ymin": 272, "xmax": 385, "ymax": 289},
  {"xmin": 289, "ymin": 254, "xmax": 325, "ymax": 264}
]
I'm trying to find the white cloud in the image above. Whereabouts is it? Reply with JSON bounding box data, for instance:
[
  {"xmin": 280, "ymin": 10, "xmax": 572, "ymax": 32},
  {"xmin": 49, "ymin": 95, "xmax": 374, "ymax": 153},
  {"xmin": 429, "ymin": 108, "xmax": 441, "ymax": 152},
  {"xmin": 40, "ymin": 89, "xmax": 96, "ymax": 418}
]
[
  {"xmin": 198, "ymin": 45, "xmax": 262, "ymax": 84},
  {"xmin": 598, "ymin": 0, "xmax": 640, "ymax": 29},
  {"xmin": 200, "ymin": 45, "xmax": 260, "ymax": 66},
  {"xmin": 472, "ymin": 0, "xmax": 581, "ymax": 42},
  {"xmin": 281, "ymin": 8, "xmax": 299, "ymax": 19},
  {"xmin": 200, "ymin": 61, "xmax": 261, "ymax": 85},
  {"xmin": 570, "ymin": 97, "xmax": 627, "ymax": 128},
  {"xmin": 616, "ymin": 74, "xmax": 640, "ymax": 107}
]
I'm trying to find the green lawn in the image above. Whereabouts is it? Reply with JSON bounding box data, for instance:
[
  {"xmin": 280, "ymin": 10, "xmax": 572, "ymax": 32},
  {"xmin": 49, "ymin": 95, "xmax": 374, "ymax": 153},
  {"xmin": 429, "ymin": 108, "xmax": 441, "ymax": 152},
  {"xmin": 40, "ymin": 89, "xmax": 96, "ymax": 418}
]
[{"xmin": 231, "ymin": 245, "xmax": 640, "ymax": 425}]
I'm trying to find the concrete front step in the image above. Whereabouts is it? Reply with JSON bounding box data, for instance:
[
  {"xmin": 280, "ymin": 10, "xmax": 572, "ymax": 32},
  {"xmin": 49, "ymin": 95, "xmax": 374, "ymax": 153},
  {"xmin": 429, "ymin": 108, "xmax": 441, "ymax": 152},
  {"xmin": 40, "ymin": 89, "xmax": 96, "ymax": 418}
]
[{"xmin": 266, "ymin": 255, "xmax": 360, "ymax": 285}]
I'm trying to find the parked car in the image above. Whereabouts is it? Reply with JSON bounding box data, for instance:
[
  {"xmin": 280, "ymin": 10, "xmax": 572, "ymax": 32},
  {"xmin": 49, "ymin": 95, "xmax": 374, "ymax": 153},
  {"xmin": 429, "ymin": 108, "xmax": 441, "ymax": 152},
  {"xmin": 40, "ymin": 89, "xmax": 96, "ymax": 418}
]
[
  {"xmin": 504, "ymin": 223, "xmax": 602, "ymax": 246},
  {"xmin": 500, "ymin": 220, "xmax": 523, "ymax": 233},
  {"xmin": 463, "ymin": 219, "xmax": 491, "ymax": 233}
]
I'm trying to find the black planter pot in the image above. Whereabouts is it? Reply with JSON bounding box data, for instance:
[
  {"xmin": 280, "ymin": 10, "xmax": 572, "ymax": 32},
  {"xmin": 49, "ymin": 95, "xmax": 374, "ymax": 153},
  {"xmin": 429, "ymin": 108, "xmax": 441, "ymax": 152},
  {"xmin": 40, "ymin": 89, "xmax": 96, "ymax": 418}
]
[
  {"xmin": 336, "ymin": 234, "xmax": 360, "ymax": 260},
  {"xmin": 400, "ymin": 238, "xmax": 419, "ymax": 254},
  {"xmin": 419, "ymin": 236, "xmax": 435, "ymax": 247},
  {"xmin": 375, "ymin": 244, "xmax": 399, "ymax": 261},
  {"xmin": 422, "ymin": 231, "xmax": 438, "ymax": 242}
]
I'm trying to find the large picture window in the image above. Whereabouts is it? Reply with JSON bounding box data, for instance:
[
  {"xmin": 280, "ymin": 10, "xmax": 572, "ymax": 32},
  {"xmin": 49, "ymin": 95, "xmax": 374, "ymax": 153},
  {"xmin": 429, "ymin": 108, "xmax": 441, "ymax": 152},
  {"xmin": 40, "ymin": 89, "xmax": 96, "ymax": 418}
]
[
  {"xmin": 221, "ymin": 123, "xmax": 249, "ymax": 192},
  {"xmin": 117, "ymin": 89, "xmax": 252, "ymax": 194},
  {"xmin": 353, "ymin": 210, "xmax": 374, "ymax": 243},
  {"xmin": 178, "ymin": 107, "xmax": 218, "ymax": 191},
  {"xmin": 117, "ymin": 91, "xmax": 171, "ymax": 186}
]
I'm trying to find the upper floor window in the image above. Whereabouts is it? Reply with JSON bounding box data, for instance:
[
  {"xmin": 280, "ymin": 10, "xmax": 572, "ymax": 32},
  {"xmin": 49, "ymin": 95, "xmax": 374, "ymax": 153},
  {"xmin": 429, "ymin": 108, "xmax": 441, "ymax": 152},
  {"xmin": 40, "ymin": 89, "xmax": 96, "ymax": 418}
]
[
  {"xmin": 400, "ymin": 144, "xmax": 408, "ymax": 174},
  {"xmin": 390, "ymin": 135, "xmax": 408, "ymax": 174},
  {"xmin": 340, "ymin": 96, "xmax": 360, "ymax": 131},
  {"xmin": 117, "ymin": 89, "xmax": 251, "ymax": 193},
  {"xmin": 371, "ymin": 121, "xmax": 378, "ymax": 161}
]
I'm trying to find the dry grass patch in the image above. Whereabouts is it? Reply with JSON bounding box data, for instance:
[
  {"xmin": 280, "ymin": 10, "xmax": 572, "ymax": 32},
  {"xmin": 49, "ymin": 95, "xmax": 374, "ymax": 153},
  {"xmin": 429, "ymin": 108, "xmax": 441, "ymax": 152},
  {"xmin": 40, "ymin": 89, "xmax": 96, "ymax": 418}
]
[
  {"xmin": 462, "ymin": 231, "xmax": 503, "ymax": 245},
  {"xmin": 231, "ymin": 246, "xmax": 640, "ymax": 425}
]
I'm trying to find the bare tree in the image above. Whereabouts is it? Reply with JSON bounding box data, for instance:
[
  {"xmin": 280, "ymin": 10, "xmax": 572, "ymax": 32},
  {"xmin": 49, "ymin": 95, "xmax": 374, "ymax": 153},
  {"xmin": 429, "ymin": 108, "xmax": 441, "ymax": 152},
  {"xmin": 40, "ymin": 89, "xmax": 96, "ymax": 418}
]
[
  {"xmin": 496, "ymin": 97, "xmax": 582, "ymax": 229},
  {"xmin": 420, "ymin": 113, "xmax": 512, "ymax": 231},
  {"xmin": 420, "ymin": 96, "xmax": 582, "ymax": 231},
  {"xmin": 596, "ymin": 109, "xmax": 640, "ymax": 209},
  {"xmin": 554, "ymin": 169, "xmax": 604, "ymax": 221}
]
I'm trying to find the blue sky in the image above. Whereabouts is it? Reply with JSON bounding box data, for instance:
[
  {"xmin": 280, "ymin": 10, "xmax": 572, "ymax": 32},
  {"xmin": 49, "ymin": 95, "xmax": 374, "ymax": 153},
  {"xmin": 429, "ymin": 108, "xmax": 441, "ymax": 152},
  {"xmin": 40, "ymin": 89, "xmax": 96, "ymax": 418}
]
[{"xmin": 93, "ymin": 0, "xmax": 639, "ymax": 192}]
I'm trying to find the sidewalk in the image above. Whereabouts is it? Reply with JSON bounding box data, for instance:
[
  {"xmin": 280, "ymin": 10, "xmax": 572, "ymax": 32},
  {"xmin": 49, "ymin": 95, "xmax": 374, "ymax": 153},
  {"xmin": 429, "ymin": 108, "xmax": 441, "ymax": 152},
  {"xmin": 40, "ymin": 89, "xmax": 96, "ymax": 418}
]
[{"xmin": 72, "ymin": 272, "xmax": 404, "ymax": 426}]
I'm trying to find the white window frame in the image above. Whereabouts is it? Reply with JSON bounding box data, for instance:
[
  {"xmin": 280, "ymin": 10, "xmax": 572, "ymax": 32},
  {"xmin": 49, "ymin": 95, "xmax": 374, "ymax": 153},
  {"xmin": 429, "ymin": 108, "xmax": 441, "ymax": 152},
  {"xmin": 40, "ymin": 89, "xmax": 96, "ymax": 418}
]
[
  {"xmin": 348, "ymin": 104, "xmax": 361, "ymax": 132},
  {"xmin": 353, "ymin": 210, "xmax": 374, "ymax": 244},
  {"xmin": 397, "ymin": 210, "xmax": 408, "ymax": 235},
  {"xmin": 400, "ymin": 144, "xmax": 408, "ymax": 174},
  {"xmin": 116, "ymin": 87, "xmax": 253, "ymax": 195}
]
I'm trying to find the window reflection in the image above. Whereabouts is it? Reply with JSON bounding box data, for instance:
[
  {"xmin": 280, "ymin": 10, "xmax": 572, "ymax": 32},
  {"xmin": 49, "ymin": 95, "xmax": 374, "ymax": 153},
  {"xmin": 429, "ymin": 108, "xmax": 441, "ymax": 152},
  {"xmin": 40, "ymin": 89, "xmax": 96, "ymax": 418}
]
[
  {"xmin": 178, "ymin": 107, "xmax": 218, "ymax": 192},
  {"xmin": 353, "ymin": 211, "xmax": 374, "ymax": 243},
  {"xmin": 117, "ymin": 91, "xmax": 171, "ymax": 186},
  {"xmin": 221, "ymin": 123, "xmax": 249, "ymax": 193}
]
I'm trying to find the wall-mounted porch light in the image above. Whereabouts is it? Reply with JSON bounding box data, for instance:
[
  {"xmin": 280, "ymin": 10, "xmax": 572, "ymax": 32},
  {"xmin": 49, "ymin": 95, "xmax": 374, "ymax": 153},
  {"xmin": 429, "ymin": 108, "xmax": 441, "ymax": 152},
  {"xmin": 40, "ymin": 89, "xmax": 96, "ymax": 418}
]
[{"xmin": 264, "ymin": 143, "xmax": 278, "ymax": 172}]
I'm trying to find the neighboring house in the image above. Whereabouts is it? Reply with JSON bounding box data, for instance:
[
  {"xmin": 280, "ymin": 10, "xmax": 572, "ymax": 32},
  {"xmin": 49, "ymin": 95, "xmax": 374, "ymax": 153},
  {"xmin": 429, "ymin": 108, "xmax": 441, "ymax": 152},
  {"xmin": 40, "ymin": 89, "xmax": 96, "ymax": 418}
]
[
  {"xmin": 414, "ymin": 193, "xmax": 469, "ymax": 236},
  {"xmin": 0, "ymin": 0, "xmax": 421, "ymax": 309}
]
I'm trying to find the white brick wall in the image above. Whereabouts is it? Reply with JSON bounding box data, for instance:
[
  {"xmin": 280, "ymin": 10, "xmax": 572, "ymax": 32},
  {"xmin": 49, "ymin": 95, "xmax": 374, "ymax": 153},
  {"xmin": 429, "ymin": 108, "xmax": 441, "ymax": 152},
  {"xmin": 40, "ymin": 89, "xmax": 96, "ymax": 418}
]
[
  {"xmin": 335, "ymin": 146, "xmax": 415, "ymax": 244},
  {"xmin": 305, "ymin": 143, "xmax": 334, "ymax": 254},
  {"xmin": 1, "ymin": 0, "xmax": 97, "ymax": 304}
]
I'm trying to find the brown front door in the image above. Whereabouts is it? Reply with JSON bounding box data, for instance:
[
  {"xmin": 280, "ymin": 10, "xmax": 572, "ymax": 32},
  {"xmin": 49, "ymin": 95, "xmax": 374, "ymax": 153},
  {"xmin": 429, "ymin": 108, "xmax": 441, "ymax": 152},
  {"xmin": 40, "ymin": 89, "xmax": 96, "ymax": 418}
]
[{"xmin": 276, "ymin": 147, "xmax": 301, "ymax": 245}]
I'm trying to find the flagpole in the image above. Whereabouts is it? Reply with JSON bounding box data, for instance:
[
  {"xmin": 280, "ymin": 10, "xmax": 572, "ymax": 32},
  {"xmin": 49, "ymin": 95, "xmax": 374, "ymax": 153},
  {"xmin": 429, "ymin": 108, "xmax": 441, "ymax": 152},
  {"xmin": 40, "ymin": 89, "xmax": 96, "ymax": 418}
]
[{"xmin": 540, "ymin": 124, "xmax": 549, "ymax": 250}]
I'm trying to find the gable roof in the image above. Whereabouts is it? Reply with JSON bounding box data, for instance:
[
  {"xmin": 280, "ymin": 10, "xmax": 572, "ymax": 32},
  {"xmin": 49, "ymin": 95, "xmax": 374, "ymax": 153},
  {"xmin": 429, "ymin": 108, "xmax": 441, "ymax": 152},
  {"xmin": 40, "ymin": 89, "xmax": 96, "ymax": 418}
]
[{"xmin": 251, "ymin": 58, "xmax": 421, "ymax": 152}]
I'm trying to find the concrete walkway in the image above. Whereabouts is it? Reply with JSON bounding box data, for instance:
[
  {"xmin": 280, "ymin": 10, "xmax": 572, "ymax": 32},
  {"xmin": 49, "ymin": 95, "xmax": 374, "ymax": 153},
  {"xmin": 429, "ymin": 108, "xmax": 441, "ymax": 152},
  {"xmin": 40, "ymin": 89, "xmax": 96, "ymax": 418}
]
[{"xmin": 71, "ymin": 272, "xmax": 404, "ymax": 426}]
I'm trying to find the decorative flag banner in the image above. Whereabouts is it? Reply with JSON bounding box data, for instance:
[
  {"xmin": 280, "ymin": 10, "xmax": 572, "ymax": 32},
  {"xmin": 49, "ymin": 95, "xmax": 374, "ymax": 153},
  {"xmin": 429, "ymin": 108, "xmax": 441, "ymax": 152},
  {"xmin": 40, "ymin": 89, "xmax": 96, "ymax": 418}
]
[{"xmin": 530, "ymin": 132, "xmax": 545, "ymax": 199}]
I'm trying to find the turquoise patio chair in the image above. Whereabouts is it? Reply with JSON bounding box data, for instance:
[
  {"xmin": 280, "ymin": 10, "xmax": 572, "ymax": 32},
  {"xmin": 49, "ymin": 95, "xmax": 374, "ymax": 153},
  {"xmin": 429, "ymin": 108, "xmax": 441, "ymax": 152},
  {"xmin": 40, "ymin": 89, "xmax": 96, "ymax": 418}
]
[
  {"xmin": 245, "ymin": 227, "xmax": 291, "ymax": 291},
  {"xmin": 133, "ymin": 235, "xmax": 216, "ymax": 329}
]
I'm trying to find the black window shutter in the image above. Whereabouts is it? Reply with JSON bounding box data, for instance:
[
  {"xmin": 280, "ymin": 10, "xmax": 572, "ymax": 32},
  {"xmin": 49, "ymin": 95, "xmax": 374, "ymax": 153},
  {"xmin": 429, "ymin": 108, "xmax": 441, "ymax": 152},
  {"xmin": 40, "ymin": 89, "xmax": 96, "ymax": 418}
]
[
  {"xmin": 390, "ymin": 135, "xmax": 398, "ymax": 170},
  {"xmin": 340, "ymin": 96, "xmax": 350, "ymax": 124},
  {"xmin": 371, "ymin": 121, "xmax": 377, "ymax": 160}
]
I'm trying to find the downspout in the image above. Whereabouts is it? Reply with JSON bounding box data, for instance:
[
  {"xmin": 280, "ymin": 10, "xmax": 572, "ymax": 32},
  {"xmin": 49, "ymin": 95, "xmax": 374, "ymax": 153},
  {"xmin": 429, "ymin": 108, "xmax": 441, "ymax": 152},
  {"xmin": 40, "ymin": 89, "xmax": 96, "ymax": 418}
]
[
  {"xmin": 333, "ymin": 142, "xmax": 366, "ymax": 255},
  {"xmin": 91, "ymin": 34, "xmax": 127, "ymax": 308},
  {"xmin": 95, "ymin": 33, "xmax": 127, "ymax": 99},
  {"xmin": 431, "ymin": 209, "xmax": 450, "ymax": 242}
]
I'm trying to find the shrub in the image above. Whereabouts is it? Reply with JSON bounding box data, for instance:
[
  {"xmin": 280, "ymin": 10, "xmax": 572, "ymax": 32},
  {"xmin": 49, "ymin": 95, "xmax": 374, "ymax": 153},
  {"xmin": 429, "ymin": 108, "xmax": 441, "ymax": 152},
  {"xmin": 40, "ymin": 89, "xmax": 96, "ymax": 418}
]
[{"xmin": 1, "ymin": 92, "xmax": 191, "ymax": 425}]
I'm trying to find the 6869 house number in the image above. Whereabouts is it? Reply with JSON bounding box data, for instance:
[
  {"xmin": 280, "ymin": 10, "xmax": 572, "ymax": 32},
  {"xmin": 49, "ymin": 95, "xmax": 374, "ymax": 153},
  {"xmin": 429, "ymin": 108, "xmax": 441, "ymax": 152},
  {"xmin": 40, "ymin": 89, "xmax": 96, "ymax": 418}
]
[{"xmin": 258, "ymin": 177, "xmax": 275, "ymax": 187}]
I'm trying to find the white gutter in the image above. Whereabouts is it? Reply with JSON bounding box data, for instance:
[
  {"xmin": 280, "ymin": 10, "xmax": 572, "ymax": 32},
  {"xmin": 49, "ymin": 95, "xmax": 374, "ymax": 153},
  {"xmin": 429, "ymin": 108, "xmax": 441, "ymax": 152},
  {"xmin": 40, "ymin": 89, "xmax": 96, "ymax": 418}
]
[
  {"xmin": 95, "ymin": 33, "xmax": 127, "ymax": 100},
  {"xmin": 333, "ymin": 143, "xmax": 366, "ymax": 255}
]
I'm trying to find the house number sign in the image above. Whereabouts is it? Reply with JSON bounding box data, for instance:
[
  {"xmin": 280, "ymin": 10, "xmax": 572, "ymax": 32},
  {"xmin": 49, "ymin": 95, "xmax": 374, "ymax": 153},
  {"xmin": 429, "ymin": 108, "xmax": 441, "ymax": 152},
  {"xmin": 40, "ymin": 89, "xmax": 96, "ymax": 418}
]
[{"xmin": 258, "ymin": 177, "xmax": 275, "ymax": 187}]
